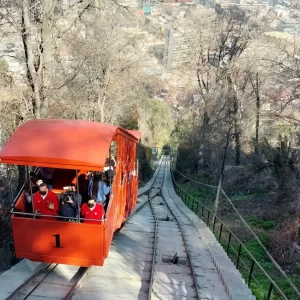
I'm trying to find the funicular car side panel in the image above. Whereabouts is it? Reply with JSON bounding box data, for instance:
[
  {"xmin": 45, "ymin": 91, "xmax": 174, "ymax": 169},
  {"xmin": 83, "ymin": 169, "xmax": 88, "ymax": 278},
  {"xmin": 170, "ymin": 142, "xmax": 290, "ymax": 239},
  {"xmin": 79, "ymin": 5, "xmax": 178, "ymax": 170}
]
[
  {"xmin": 12, "ymin": 215, "xmax": 105, "ymax": 266},
  {"xmin": 0, "ymin": 119, "xmax": 141, "ymax": 267}
]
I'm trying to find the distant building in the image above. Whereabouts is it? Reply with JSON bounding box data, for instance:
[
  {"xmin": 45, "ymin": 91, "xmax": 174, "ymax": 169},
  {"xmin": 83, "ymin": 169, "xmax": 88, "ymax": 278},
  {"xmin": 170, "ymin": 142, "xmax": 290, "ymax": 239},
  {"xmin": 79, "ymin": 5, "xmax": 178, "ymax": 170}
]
[
  {"xmin": 279, "ymin": 20, "xmax": 300, "ymax": 35},
  {"xmin": 272, "ymin": 5, "xmax": 290, "ymax": 19}
]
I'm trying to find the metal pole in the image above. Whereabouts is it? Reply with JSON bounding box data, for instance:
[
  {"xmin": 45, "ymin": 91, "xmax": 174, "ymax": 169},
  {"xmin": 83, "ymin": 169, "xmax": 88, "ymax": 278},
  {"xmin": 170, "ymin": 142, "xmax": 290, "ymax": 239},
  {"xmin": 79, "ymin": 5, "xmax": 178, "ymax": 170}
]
[
  {"xmin": 109, "ymin": 145, "xmax": 112, "ymax": 186},
  {"xmin": 207, "ymin": 210, "xmax": 210, "ymax": 225},
  {"xmin": 218, "ymin": 223, "xmax": 223, "ymax": 242},
  {"xmin": 248, "ymin": 260, "xmax": 255, "ymax": 286},
  {"xmin": 212, "ymin": 216, "xmax": 216, "ymax": 232},
  {"xmin": 8, "ymin": 166, "xmax": 13, "ymax": 203},
  {"xmin": 226, "ymin": 232, "xmax": 232, "ymax": 254},
  {"xmin": 266, "ymin": 283, "xmax": 273, "ymax": 300},
  {"xmin": 76, "ymin": 170, "xmax": 80, "ymax": 223},
  {"xmin": 214, "ymin": 126, "xmax": 232, "ymax": 215},
  {"xmin": 236, "ymin": 244, "xmax": 242, "ymax": 268},
  {"xmin": 27, "ymin": 166, "xmax": 35, "ymax": 219}
]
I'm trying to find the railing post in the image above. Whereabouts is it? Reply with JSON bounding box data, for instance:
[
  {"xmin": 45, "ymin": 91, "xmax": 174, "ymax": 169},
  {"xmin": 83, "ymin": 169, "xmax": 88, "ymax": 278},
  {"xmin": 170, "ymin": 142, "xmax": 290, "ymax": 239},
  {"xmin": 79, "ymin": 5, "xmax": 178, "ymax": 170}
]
[
  {"xmin": 218, "ymin": 223, "xmax": 223, "ymax": 242},
  {"xmin": 207, "ymin": 211, "xmax": 210, "ymax": 225},
  {"xmin": 212, "ymin": 216, "xmax": 216, "ymax": 233},
  {"xmin": 192, "ymin": 197, "xmax": 195, "ymax": 212},
  {"xmin": 226, "ymin": 232, "xmax": 232, "ymax": 254},
  {"xmin": 236, "ymin": 244, "xmax": 242, "ymax": 268},
  {"xmin": 196, "ymin": 202, "xmax": 199, "ymax": 215},
  {"xmin": 266, "ymin": 283, "xmax": 273, "ymax": 300},
  {"xmin": 248, "ymin": 260, "xmax": 255, "ymax": 286},
  {"xmin": 201, "ymin": 206, "xmax": 204, "ymax": 217}
]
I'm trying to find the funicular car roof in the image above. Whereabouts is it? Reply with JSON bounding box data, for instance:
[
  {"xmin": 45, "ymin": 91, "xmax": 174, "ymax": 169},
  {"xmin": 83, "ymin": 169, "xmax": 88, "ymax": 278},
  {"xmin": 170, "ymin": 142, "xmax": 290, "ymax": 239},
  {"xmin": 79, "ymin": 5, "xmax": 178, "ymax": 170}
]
[{"xmin": 0, "ymin": 119, "xmax": 141, "ymax": 170}]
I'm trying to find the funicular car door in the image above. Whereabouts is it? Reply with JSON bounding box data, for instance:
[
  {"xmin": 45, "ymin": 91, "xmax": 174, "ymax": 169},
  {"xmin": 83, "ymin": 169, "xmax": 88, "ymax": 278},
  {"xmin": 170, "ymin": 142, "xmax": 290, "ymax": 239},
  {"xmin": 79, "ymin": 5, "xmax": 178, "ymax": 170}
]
[{"xmin": 103, "ymin": 136, "xmax": 121, "ymax": 257}]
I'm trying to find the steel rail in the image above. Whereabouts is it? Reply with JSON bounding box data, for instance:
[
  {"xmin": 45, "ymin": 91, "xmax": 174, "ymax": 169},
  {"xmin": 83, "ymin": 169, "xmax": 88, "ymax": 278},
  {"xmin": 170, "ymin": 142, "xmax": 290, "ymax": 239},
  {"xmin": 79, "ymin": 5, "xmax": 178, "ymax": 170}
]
[
  {"xmin": 6, "ymin": 263, "xmax": 56, "ymax": 300},
  {"xmin": 147, "ymin": 157, "xmax": 165, "ymax": 300},
  {"xmin": 146, "ymin": 156, "xmax": 201, "ymax": 300},
  {"xmin": 63, "ymin": 267, "xmax": 89, "ymax": 300},
  {"xmin": 161, "ymin": 159, "xmax": 202, "ymax": 300}
]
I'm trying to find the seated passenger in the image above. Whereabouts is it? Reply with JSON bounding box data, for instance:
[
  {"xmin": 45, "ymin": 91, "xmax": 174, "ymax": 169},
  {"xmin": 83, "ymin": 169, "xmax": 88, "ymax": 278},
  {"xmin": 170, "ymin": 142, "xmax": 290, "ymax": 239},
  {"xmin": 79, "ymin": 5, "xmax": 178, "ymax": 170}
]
[
  {"xmin": 33, "ymin": 183, "xmax": 59, "ymax": 219},
  {"xmin": 81, "ymin": 196, "xmax": 103, "ymax": 224},
  {"xmin": 59, "ymin": 183, "xmax": 82, "ymax": 222}
]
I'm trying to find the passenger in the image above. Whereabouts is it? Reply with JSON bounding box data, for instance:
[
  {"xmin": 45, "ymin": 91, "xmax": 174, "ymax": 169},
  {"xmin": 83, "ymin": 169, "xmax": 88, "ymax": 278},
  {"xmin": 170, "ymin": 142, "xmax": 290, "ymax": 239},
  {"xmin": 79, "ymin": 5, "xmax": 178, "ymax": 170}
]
[
  {"xmin": 86, "ymin": 171, "xmax": 94, "ymax": 197},
  {"xmin": 103, "ymin": 158, "xmax": 116, "ymax": 212},
  {"xmin": 81, "ymin": 196, "xmax": 103, "ymax": 224},
  {"xmin": 59, "ymin": 183, "xmax": 82, "ymax": 222},
  {"xmin": 95, "ymin": 172, "xmax": 110, "ymax": 205},
  {"xmin": 33, "ymin": 183, "xmax": 59, "ymax": 219},
  {"xmin": 104, "ymin": 157, "xmax": 116, "ymax": 182},
  {"xmin": 39, "ymin": 167, "xmax": 55, "ymax": 190}
]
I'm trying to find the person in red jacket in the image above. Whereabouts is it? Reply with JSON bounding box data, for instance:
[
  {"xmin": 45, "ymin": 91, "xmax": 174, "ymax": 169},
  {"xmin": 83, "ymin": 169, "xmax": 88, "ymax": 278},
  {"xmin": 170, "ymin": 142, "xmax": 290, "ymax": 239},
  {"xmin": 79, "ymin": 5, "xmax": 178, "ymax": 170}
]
[
  {"xmin": 81, "ymin": 196, "xmax": 103, "ymax": 224},
  {"xmin": 33, "ymin": 183, "xmax": 59, "ymax": 219}
]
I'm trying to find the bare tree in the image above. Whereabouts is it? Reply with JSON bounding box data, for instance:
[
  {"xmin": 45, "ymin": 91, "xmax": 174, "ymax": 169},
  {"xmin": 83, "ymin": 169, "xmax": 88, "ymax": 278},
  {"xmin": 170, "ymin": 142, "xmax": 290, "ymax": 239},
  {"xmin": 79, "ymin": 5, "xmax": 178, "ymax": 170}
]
[
  {"xmin": 0, "ymin": 0, "xmax": 95, "ymax": 118},
  {"xmin": 63, "ymin": 8, "xmax": 143, "ymax": 124}
]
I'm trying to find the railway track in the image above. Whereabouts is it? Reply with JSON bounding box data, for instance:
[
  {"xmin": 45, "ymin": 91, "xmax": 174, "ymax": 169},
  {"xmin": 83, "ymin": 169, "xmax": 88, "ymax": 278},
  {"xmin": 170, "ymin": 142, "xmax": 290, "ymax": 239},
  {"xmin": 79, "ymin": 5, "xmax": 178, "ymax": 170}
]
[
  {"xmin": 6, "ymin": 263, "xmax": 88, "ymax": 300},
  {"xmin": 72, "ymin": 156, "xmax": 215, "ymax": 300},
  {"xmin": 148, "ymin": 159, "xmax": 201, "ymax": 299},
  {"xmin": 8, "ymin": 157, "xmax": 232, "ymax": 300},
  {"xmin": 6, "ymin": 158, "xmax": 165, "ymax": 300}
]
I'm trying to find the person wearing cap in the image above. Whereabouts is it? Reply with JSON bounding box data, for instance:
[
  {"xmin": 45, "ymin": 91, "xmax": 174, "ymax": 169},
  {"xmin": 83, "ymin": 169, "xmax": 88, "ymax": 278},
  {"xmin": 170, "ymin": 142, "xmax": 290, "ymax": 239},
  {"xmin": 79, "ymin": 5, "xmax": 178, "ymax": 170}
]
[
  {"xmin": 33, "ymin": 183, "xmax": 59, "ymax": 219},
  {"xmin": 59, "ymin": 183, "xmax": 82, "ymax": 221},
  {"xmin": 81, "ymin": 196, "xmax": 103, "ymax": 224}
]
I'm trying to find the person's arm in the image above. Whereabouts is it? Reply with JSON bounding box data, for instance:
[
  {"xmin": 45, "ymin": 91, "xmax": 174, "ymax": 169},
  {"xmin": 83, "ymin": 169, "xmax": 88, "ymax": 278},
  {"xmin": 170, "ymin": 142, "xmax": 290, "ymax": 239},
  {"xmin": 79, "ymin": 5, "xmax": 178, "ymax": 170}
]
[
  {"xmin": 97, "ymin": 182, "xmax": 102, "ymax": 201},
  {"xmin": 104, "ymin": 183, "xmax": 110, "ymax": 196},
  {"xmin": 69, "ymin": 195, "xmax": 78, "ymax": 208},
  {"xmin": 50, "ymin": 193, "xmax": 59, "ymax": 213},
  {"xmin": 32, "ymin": 194, "xmax": 40, "ymax": 214},
  {"xmin": 98, "ymin": 204, "xmax": 104, "ymax": 220}
]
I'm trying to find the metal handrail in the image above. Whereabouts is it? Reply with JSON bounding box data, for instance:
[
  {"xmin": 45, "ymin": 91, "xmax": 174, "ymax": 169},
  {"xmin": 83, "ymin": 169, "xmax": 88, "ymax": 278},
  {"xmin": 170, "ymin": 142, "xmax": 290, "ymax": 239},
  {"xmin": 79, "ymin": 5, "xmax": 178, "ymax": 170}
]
[
  {"xmin": 12, "ymin": 211, "xmax": 105, "ymax": 222},
  {"xmin": 170, "ymin": 169, "xmax": 292, "ymax": 300}
]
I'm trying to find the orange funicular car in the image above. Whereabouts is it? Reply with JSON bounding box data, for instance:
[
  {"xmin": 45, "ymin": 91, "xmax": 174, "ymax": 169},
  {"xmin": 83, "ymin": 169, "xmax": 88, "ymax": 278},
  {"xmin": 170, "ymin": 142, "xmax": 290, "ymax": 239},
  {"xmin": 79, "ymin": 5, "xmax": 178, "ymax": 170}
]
[{"xmin": 0, "ymin": 119, "xmax": 141, "ymax": 267}]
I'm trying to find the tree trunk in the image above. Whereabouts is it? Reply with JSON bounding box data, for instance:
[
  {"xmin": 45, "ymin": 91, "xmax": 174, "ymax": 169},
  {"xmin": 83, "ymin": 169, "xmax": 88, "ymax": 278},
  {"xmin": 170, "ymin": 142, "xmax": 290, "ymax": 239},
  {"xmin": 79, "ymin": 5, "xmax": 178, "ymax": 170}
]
[
  {"xmin": 198, "ymin": 109, "xmax": 209, "ymax": 170},
  {"xmin": 235, "ymin": 119, "xmax": 241, "ymax": 166},
  {"xmin": 41, "ymin": 0, "xmax": 58, "ymax": 116},
  {"xmin": 22, "ymin": 0, "xmax": 42, "ymax": 119},
  {"xmin": 228, "ymin": 74, "xmax": 242, "ymax": 166},
  {"xmin": 97, "ymin": 90, "xmax": 106, "ymax": 123}
]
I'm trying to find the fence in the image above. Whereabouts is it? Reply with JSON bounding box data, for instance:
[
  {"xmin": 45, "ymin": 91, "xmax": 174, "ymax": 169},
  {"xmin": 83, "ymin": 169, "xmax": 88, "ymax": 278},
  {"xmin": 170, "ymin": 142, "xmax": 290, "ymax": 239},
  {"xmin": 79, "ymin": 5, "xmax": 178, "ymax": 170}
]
[{"xmin": 170, "ymin": 159, "xmax": 300, "ymax": 300}]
